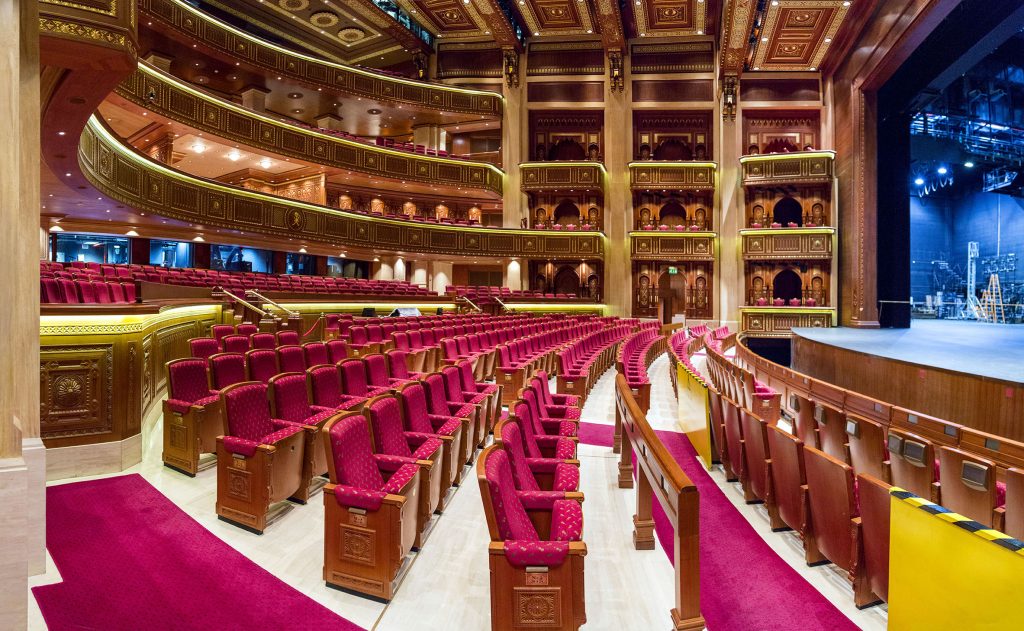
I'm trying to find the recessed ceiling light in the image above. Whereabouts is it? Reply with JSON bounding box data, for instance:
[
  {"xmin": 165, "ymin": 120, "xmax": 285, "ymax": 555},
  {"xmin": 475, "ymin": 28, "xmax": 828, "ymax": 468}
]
[
  {"xmin": 367, "ymin": 108, "xmax": 382, "ymax": 115},
  {"xmin": 227, "ymin": 149, "xmax": 242, "ymax": 161},
  {"xmin": 291, "ymin": 108, "xmax": 304, "ymax": 114},
  {"xmin": 259, "ymin": 157, "xmax": 273, "ymax": 169},
  {"xmin": 287, "ymin": 92, "xmax": 302, "ymax": 99}
]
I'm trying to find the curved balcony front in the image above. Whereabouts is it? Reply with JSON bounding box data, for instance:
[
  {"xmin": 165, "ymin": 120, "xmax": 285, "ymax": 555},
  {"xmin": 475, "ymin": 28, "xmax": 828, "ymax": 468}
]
[
  {"xmin": 140, "ymin": 0, "xmax": 502, "ymax": 118},
  {"xmin": 79, "ymin": 116, "xmax": 604, "ymax": 259},
  {"xmin": 115, "ymin": 63, "xmax": 504, "ymax": 196}
]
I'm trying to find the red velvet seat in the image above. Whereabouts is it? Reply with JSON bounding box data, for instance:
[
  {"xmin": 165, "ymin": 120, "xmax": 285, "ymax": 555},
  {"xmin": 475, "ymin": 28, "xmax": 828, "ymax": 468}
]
[
  {"xmin": 477, "ymin": 446, "xmax": 586, "ymax": 631},
  {"xmin": 396, "ymin": 381, "xmax": 466, "ymax": 492},
  {"xmin": 365, "ymin": 353, "xmax": 412, "ymax": 389},
  {"xmin": 307, "ymin": 364, "xmax": 367, "ymax": 411},
  {"xmin": 162, "ymin": 358, "xmax": 220, "ymax": 476},
  {"xmin": 250, "ymin": 333, "xmax": 277, "ymax": 350},
  {"xmin": 91, "ymin": 280, "xmax": 112, "ymax": 304},
  {"xmin": 245, "ymin": 349, "xmax": 279, "ymax": 383},
  {"xmin": 216, "ymin": 382, "xmax": 312, "ymax": 533},
  {"xmin": 326, "ymin": 340, "xmax": 349, "ymax": 363},
  {"xmin": 521, "ymin": 386, "xmax": 579, "ymax": 438},
  {"xmin": 338, "ymin": 358, "xmax": 390, "ymax": 399},
  {"xmin": 321, "ymin": 412, "xmax": 420, "ymax": 600},
  {"xmin": 441, "ymin": 366, "xmax": 489, "ymax": 446},
  {"xmin": 364, "ymin": 395, "xmax": 444, "ymax": 546},
  {"xmin": 276, "ymin": 345, "xmax": 306, "ymax": 373},
  {"xmin": 510, "ymin": 399, "xmax": 577, "ymax": 461},
  {"xmin": 188, "ymin": 338, "xmax": 219, "ymax": 360},
  {"xmin": 268, "ymin": 372, "xmax": 334, "ymax": 477},
  {"xmin": 211, "ymin": 325, "xmax": 235, "ymax": 343},
  {"xmin": 276, "ymin": 330, "xmax": 300, "ymax": 346},
  {"xmin": 496, "ymin": 417, "xmax": 580, "ymax": 492},
  {"xmin": 236, "ymin": 324, "xmax": 258, "ymax": 337},
  {"xmin": 208, "ymin": 352, "xmax": 247, "ymax": 390},
  {"xmin": 220, "ymin": 334, "xmax": 250, "ymax": 353},
  {"xmin": 303, "ymin": 342, "xmax": 330, "ymax": 368}
]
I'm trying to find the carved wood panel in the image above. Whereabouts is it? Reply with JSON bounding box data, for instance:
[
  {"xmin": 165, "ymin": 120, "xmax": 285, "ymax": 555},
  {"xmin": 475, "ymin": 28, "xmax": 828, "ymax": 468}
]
[{"xmin": 40, "ymin": 345, "xmax": 114, "ymax": 440}]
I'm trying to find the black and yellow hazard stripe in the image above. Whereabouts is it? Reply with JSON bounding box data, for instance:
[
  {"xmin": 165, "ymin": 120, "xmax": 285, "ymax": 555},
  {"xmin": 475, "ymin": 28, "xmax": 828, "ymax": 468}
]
[{"xmin": 889, "ymin": 487, "xmax": 1024, "ymax": 555}]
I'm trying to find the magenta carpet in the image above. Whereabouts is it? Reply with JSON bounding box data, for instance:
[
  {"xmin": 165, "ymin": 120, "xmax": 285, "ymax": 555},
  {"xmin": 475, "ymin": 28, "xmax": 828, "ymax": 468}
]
[
  {"xmin": 579, "ymin": 422, "xmax": 858, "ymax": 631},
  {"xmin": 33, "ymin": 474, "xmax": 364, "ymax": 631}
]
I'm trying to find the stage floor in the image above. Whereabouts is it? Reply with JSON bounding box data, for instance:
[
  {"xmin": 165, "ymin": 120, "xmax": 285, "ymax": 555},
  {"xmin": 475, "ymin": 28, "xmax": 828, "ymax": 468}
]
[{"xmin": 792, "ymin": 319, "xmax": 1024, "ymax": 385}]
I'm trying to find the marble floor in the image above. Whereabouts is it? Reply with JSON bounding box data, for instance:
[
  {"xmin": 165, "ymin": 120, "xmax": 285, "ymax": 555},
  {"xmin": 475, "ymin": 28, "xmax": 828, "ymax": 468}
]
[{"xmin": 27, "ymin": 353, "xmax": 889, "ymax": 630}]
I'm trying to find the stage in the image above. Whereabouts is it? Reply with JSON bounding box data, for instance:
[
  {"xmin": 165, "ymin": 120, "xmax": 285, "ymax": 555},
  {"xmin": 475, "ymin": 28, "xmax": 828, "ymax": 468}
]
[
  {"xmin": 793, "ymin": 320, "xmax": 1024, "ymax": 385},
  {"xmin": 790, "ymin": 320, "xmax": 1024, "ymax": 442}
]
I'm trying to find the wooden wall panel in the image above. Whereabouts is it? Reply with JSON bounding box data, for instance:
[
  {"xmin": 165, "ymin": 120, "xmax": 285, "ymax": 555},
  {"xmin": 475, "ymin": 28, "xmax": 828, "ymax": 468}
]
[
  {"xmin": 527, "ymin": 82, "xmax": 605, "ymax": 103},
  {"xmin": 740, "ymin": 78, "xmax": 821, "ymax": 102},
  {"xmin": 632, "ymin": 80, "xmax": 713, "ymax": 102}
]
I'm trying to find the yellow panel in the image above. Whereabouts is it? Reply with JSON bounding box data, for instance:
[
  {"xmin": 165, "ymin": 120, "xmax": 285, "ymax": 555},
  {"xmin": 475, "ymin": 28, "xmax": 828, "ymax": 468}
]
[
  {"xmin": 677, "ymin": 363, "xmax": 712, "ymax": 470},
  {"xmin": 889, "ymin": 497, "xmax": 1024, "ymax": 630}
]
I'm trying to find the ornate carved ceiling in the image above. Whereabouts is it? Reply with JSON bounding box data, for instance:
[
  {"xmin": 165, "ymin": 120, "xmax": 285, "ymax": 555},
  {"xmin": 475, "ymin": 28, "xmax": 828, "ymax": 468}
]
[
  {"xmin": 721, "ymin": 0, "xmax": 856, "ymax": 76},
  {"xmin": 749, "ymin": 0, "xmax": 851, "ymax": 71},
  {"xmin": 513, "ymin": 0, "xmax": 598, "ymax": 38},
  {"xmin": 626, "ymin": 0, "xmax": 709, "ymax": 38},
  {"xmin": 392, "ymin": 0, "xmax": 521, "ymax": 48},
  {"xmin": 201, "ymin": 0, "xmax": 427, "ymax": 66}
]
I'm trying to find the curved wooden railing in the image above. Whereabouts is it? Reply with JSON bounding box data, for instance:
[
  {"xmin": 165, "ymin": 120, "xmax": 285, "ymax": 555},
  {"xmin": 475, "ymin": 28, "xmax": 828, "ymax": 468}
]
[
  {"xmin": 140, "ymin": 0, "xmax": 502, "ymax": 118},
  {"xmin": 116, "ymin": 63, "xmax": 504, "ymax": 196},
  {"xmin": 614, "ymin": 373, "xmax": 704, "ymax": 630},
  {"xmin": 78, "ymin": 116, "xmax": 605, "ymax": 259}
]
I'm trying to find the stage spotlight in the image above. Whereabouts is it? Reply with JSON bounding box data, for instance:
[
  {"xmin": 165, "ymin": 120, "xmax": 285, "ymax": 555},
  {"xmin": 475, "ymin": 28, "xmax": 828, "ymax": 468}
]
[
  {"xmin": 937, "ymin": 166, "xmax": 948, "ymax": 175},
  {"xmin": 964, "ymin": 161, "xmax": 975, "ymax": 168},
  {"xmin": 914, "ymin": 177, "xmax": 925, "ymax": 185}
]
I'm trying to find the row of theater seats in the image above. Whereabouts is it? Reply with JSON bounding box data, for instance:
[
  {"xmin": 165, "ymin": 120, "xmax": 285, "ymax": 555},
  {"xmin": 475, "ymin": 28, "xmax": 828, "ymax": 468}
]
[
  {"xmin": 40, "ymin": 260, "xmax": 431, "ymax": 302},
  {"xmin": 283, "ymin": 120, "xmax": 472, "ymax": 161},
  {"xmin": 616, "ymin": 324, "xmax": 667, "ymax": 414},
  {"xmin": 444, "ymin": 285, "xmax": 596, "ymax": 303},
  {"xmin": 40, "ymin": 276, "xmax": 137, "ymax": 304},
  {"xmin": 555, "ymin": 323, "xmax": 640, "ymax": 405},
  {"xmin": 699, "ymin": 335, "xmax": 1024, "ymax": 609},
  {"xmin": 479, "ymin": 372, "xmax": 587, "ymax": 629}
]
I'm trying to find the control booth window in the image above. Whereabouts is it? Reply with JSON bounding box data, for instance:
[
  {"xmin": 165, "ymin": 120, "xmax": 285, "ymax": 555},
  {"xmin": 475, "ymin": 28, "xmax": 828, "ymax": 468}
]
[
  {"xmin": 149, "ymin": 239, "xmax": 193, "ymax": 268},
  {"xmin": 326, "ymin": 257, "xmax": 369, "ymax": 279},
  {"xmin": 54, "ymin": 233, "xmax": 129, "ymax": 265},
  {"xmin": 211, "ymin": 244, "xmax": 272, "ymax": 273},
  {"xmin": 287, "ymin": 252, "xmax": 316, "ymax": 275}
]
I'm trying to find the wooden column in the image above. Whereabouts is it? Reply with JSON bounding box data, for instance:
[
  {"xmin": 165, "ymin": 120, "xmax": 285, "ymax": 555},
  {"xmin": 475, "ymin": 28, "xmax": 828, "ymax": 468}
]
[
  {"xmin": 603, "ymin": 57, "xmax": 632, "ymax": 317},
  {"xmin": 0, "ymin": 0, "xmax": 39, "ymax": 625},
  {"xmin": 129, "ymin": 237, "xmax": 150, "ymax": 265},
  {"xmin": 717, "ymin": 90, "xmax": 743, "ymax": 328},
  {"xmin": 501, "ymin": 53, "xmax": 527, "ymax": 229}
]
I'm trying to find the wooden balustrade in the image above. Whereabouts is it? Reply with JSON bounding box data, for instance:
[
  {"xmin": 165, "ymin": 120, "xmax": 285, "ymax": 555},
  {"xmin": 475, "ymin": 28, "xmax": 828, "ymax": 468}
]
[{"xmin": 614, "ymin": 373, "xmax": 704, "ymax": 631}]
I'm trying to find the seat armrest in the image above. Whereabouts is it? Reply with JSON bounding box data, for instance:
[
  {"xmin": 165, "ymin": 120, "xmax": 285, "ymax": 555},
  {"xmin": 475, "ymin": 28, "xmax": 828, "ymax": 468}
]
[
  {"xmin": 221, "ymin": 436, "xmax": 261, "ymax": 457},
  {"xmin": 524, "ymin": 457, "xmax": 563, "ymax": 473},
  {"xmin": 374, "ymin": 453, "xmax": 417, "ymax": 472},
  {"xmin": 499, "ymin": 540, "xmax": 570, "ymax": 568},
  {"xmin": 328, "ymin": 483, "xmax": 388, "ymax": 511},
  {"xmin": 517, "ymin": 490, "xmax": 570, "ymax": 510}
]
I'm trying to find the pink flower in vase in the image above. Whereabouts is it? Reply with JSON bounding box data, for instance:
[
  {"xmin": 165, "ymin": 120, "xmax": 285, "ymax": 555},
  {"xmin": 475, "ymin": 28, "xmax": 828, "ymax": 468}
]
[
  {"xmin": 773, "ymin": 298, "xmax": 785, "ymax": 306},
  {"xmin": 756, "ymin": 297, "xmax": 768, "ymax": 306},
  {"xmin": 771, "ymin": 222, "xmax": 782, "ymax": 228},
  {"xmin": 788, "ymin": 298, "xmax": 801, "ymax": 307},
  {"xmin": 805, "ymin": 297, "xmax": 817, "ymax": 306}
]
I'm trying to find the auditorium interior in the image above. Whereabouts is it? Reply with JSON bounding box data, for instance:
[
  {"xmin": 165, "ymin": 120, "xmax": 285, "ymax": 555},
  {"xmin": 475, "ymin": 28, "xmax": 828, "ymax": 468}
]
[{"xmin": 4, "ymin": 0, "xmax": 1024, "ymax": 628}]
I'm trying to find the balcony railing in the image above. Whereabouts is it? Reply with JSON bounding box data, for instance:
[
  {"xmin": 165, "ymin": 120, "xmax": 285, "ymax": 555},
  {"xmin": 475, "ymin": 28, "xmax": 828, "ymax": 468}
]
[
  {"xmin": 628, "ymin": 161, "xmax": 717, "ymax": 191},
  {"xmin": 739, "ymin": 151, "xmax": 835, "ymax": 186}
]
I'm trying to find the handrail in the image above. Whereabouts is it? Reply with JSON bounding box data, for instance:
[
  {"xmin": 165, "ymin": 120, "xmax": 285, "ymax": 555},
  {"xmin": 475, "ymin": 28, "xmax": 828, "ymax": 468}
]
[
  {"xmin": 614, "ymin": 373, "xmax": 703, "ymax": 630},
  {"xmin": 493, "ymin": 296, "xmax": 512, "ymax": 312},
  {"xmin": 217, "ymin": 287, "xmax": 269, "ymax": 318},
  {"xmin": 245, "ymin": 289, "xmax": 299, "ymax": 317},
  {"xmin": 458, "ymin": 295, "xmax": 483, "ymax": 313}
]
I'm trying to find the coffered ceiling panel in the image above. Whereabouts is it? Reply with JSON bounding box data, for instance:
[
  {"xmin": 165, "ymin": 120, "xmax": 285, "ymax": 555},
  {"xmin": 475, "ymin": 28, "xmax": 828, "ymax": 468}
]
[
  {"xmin": 396, "ymin": 0, "xmax": 486, "ymax": 38},
  {"xmin": 629, "ymin": 0, "xmax": 708, "ymax": 38},
  {"xmin": 515, "ymin": 0, "xmax": 597, "ymax": 37},
  {"xmin": 750, "ymin": 1, "xmax": 851, "ymax": 71}
]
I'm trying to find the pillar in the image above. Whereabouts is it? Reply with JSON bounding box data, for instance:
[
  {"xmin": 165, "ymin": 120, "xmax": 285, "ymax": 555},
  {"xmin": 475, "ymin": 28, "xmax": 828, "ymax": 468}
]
[
  {"xmin": 315, "ymin": 114, "xmax": 343, "ymax": 132},
  {"xmin": 718, "ymin": 85, "xmax": 743, "ymax": 329},
  {"xmin": 393, "ymin": 257, "xmax": 407, "ymax": 282},
  {"xmin": 412, "ymin": 124, "xmax": 447, "ymax": 151},
  {"xmin": 374, "ymin": 257, "xmax": 395, "ymax": 280},
  {"xmin": 431, "ymin": 261, "xmax": 453, "ymax": 295},
  {"xmin": 1, "ymin": 0, "xmax": 41, "ymax": 626},
  {"xmin": 501, "ymin": 55, "xmax": 528, "ymax": 228},
  {"xmin": 603, "ymin": 56, "xmax": 632, "ymax": 317},
  {"xmin": 503, "ymin": 258, "xmax": 523, "ymax": 291},
  {"xmin": 409, "ymin": 260, "xmax": 428, "ymax": 287},
  {"xmin": 241, "ymin": 86, "xmax": 270, "ymax": 113}
]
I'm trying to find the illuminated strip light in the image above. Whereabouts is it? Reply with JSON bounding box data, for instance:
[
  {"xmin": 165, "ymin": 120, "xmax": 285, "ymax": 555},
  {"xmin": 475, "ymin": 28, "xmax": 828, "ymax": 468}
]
[
  {"xmin": 519, "ymin": 161, "xmax": 609, "ymax": 174},
  {"xmin": 165, "ymin": 0, "xmax": 504, "ymax": 102},
  {"xmin": 40, "ymin": 304, "xmax": 221, "ymax": 335},
  {"xmin": 136, "ymin": 63, "xmax": 505, "ymax": 177},
  {"xmin": 626, "ymin": 161, "xmax": 718, "ymax": 169},
  {"xmin": 738, "ymin": 150, "xmax": 836, "ymax": 164},
  {"xmin": 738, "ymin": 228, "xmax": 836, "ymax": 236}
]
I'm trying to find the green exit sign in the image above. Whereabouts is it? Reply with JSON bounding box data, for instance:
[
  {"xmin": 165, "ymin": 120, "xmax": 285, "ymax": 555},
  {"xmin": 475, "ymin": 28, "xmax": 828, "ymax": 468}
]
[{"xmin": 667, "ymin": 266, "xmax": 679, "ymax": 275}]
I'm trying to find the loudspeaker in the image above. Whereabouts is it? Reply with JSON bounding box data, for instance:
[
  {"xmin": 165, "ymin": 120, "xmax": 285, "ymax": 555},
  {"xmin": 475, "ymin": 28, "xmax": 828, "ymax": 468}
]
[{"xmin": 361, "ymin": 307, "xmax": 376, "ymax": 317}]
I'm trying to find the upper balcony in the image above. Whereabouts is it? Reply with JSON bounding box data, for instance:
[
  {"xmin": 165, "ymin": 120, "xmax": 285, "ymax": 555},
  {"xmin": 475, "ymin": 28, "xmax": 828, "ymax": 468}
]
[
  {"xmin": 740, "ymin": 228, "xmax": 835, "ymax": 261},
  {"xmin": 139, "ymin": 0, "xmax": 502, "ymax": 119},
  {"xmin": 519, "ymin": 162, "xmax": 606, "ymax": 194},
  {"xmin": 739, "ymin": 151, "xmax": 835, "ymax": 187},
  {"xmin": 114, "ymin": 63, "xmax": 504, "ymax": 197},
  {"xmin": 628, "ymin": 161, "xmax": 717, "ymax": 192}
]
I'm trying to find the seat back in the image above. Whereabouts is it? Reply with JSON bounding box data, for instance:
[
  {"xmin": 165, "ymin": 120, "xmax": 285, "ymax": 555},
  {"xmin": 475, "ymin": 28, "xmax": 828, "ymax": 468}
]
[
  {"xmin": 211, "ymin": 325, "xmax": 235, "ymax": 342},
  {"xmin": 766, "ymin": 425, "xmax": 806, "ymax": 532},
  {"xmin": 789, "ymin": 393, "xmax": 818, "ymax": 448},
  {"xmin": 326, "ymin": 340, "xmax": 348, "ymax": 363},
  {"xmin": 937, "ymin": 447, "xmax": 1000, "ymax": 527},
  {"xmin": 387, "ymin": 351, "xmax": 412, "ymax": 380},
  {"xmin": 814, "ymin": 403, "xmax": 848, "ymax": 463},
  {"xmin": 440, "ymin": 366, "xmax": 467, "ymax": 403},
  {"xmin": 364, "ymin": 354, "xmax": 390, "ymax": 387},
  {"xmin": 221, "ymin": 382, "xmax": 275, "ymax": 440},
  {"xmin": 740, "ymin": 409, "xmax": 771, "ymax": 501},
  {"xmin": 324, "ymin": 413, "xmax": 385, "ymax": 490},
  {"xmin": 189, "ymin": 337, "xmax": 220, "ymax": 360},
  {"xmin": 422, "ymin": 373, "xmax": 451, "ymax": 416},
  {"xmin": 303, "ymin": 342, "xmax": 330, "ymax": 367},
  {"xmin": 57, "ymin": 278, "xmax": 80, "ymax": 303},
  {"xmin": 887, "ymin": 428, "xmax": 936, "ymax": 500},
  {"xmin": 364, "ymin": 395, "xmax": 412, "ymax": 458},
  {"xmin": 396, "ymin": 382, "xmax": 433, "ymax": 434},
  {"xmin": 268, "ymin": 373, "xmax": 313, "ymax": 423},
  {"xmin": 221, "ymin": 335, "xmax": 250, "ymax": 353},
  {"xmin": 496, "ymin": 419, "xmax": 541, "ymax": 492},
  {"xmin": 167, "ymin": 358, "xmax": 211, "ymax": 404},
  {"xmin": 478, "ymin": 447, "xmax": 540, "ymax": 542},
  {"xmin": 76, "ymin": 280, "xmax": 97, "ymax": 303},
  {"xmin": 456, "ymin": 360, "xmax": 478, "ymax": 393},
  {"xmin": 857, "ymin": 473, "xmax": 892, "ymax": 604},
  {"xmin": 707, "ymin": 387, "xmax": 727, "ymax": 463},
  {"xmin": 208, "ymin": 353, "xmax": 247, "ymax": 390},
  {"xmin": 338, "ymin": 359, "xmax": 371, "ymax": 396},
  {"xmin": 245, "ymin": 349, "xmax": 280, "ymax": 383},
  {"xmin": 250, "ymin": 333, "xmax": 277, "ymax": 350},
  {"xmin": 308, "ymin": 365, "xmax": 344, "ymax": 407},
  {"xmin": 276, "ymin": 330, "xmax": 300, "ymax": 346},
  {"xmin": 236, "ymin": 324, "xmax": 258, "ymax": 337},
  {"xmin": 846, "ymin": 415, "xmax": 888, "ymax": 480},
  {"xmin": 721, "ymin": 397, "xmax": 746, "ymax": 480},
  {"xmin": 510, "ymin": 400, "xmax": 543, "ymax": 459},
  {"xmin": 277, "ymin": 345, "xmax": 306, "ymax": 373},
  {"xmin": 91, "ymin": 281, "xmax": 112, "ymax": 304},
  {"xmin": 803, "ymin": 446, "xmax": 857, "ymax": 571}
]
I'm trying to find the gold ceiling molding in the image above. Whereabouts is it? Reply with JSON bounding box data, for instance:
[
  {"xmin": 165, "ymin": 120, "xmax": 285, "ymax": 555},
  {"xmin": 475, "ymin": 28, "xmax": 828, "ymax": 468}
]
[
  {"xmin": 139, "ymin": 0, "xmax": 502, "ymax": 117},
  {"xmin": 117, "ymin": 63, "xmax": 504, "ymax": 196},
  {"xmin": 719, "ymin": 0, "xmax": 757, "ymax": 75},
  {"xmin": 79, "ymin": 116, "xmax": 604, "ymax": 259},
  {"xmin": 749, "ymin": 0, "xmax": 850, "ymax": 71}
]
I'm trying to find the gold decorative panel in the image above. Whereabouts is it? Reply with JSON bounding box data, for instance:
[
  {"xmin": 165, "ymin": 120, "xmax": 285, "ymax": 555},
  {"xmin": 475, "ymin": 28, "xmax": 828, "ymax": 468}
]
[
  {"xmin": 40, "ymin": 345, "xmax": 114, "ymax": 440},
  {"xmin": 630, "ymin": 232, "xmax": 715, "ymax": 261},
  {"xmin": 741, "ymin": 228, "xmax": 834, "ymax": 260},
  {"xmin": 520, "ymin": 162, "xmax": 605, "ymax": 193},
  {"xmin": 741, "ymin": 307, "xmax": 835, "ymax": 338},
  {"xmin": 140, "ymin": 0, "xmax": 501, "ymax": 117},
  {"xmin": 629, "ymin": 162, "xmax": 716, "ymax": 191},
  {"xmin": 740, "ymin": 151, "xmax": 835, "ymax": 186}
]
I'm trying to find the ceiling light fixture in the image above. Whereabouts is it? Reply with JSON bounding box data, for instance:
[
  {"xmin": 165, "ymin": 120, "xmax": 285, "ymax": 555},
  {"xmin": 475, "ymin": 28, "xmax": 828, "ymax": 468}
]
[
  {"xmin": 227, "ymin": 149, "xmax": 242, "ymax": 161},
  {"xmin": 191, "ymin": 141, "xmax": 207, "ymax": 154},
  {"xmin": 259, "ymin": 157, "xmax": 273, "ymax": 169}
]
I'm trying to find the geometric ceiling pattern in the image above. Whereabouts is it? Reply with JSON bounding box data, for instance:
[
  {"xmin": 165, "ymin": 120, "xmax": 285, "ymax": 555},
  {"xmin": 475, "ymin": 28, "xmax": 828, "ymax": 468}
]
[
  {"xmin": 629, "ymin": 0, "xmax": 708, "ymax": 38},
  {"xmin": 392, "ymin": 0, "xmax": 522, "ymax": 48},
  {"xmin": 513, "ymin": 0, "xmax": 598, "ymax": 38},
  {"xmin": 749, "ymin": 0, "xmax": 851, "ymax": 71}
]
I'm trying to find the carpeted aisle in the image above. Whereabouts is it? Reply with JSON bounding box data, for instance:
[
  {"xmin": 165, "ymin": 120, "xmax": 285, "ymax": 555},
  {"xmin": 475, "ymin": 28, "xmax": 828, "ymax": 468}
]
[
  {"xmin": 578, "ymin": 422, "xmax": 859, "ymax": 631},
  {"xmin": 33, "ymin": 474, "xmax": 364, "ymax": 631}
]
